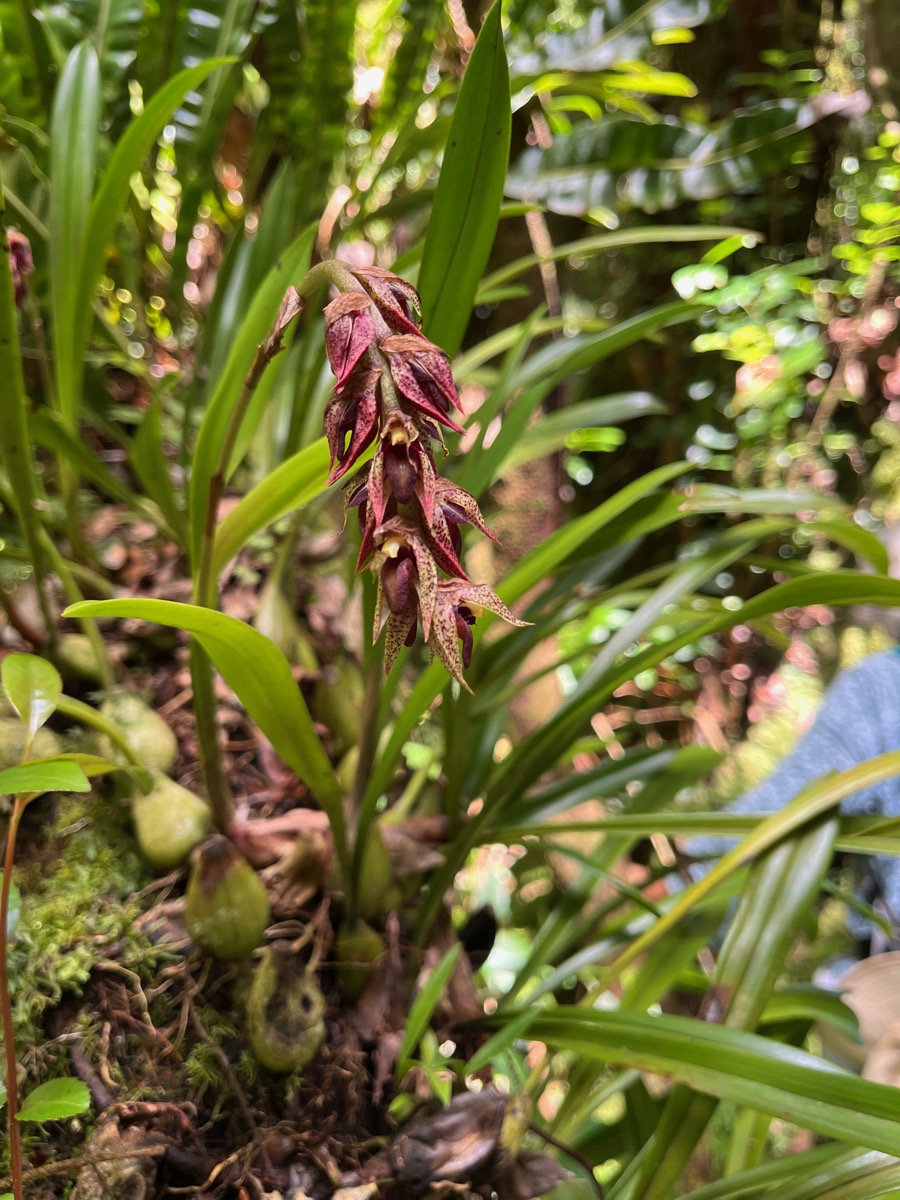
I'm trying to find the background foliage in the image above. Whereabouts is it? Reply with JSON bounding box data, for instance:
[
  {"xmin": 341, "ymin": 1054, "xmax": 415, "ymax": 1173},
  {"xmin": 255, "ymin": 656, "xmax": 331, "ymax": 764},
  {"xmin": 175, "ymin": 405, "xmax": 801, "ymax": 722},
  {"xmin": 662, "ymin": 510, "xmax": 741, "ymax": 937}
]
[{"xmin": 1, "ymin": 0, "xmax": 900, "ymax": 1197}]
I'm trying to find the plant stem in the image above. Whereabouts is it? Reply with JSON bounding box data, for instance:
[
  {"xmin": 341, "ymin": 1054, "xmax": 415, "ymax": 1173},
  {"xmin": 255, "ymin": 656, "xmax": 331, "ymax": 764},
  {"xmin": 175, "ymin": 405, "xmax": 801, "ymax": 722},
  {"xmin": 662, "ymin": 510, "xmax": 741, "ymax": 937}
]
[
  {"xmin": 0, "ymin": 794, "xmax": 29, "ymax": 1200},
  {"xmin": 0, "ymin": 189, "xmax": 58, "ymax": 652},
  {"xmin": 189, "ymin": 643, "xmax": 233, "ymax": 835},
  {"xmin": 38, "ymin": 530, "xmax": 113, "ymax": 690},
  {"xmin": 190, "ymin": 259, "xmax": 360, "ymax": 834},
  {"xmin": 348, "ymin": 653, "xmax": 384, "ymax": 918}
]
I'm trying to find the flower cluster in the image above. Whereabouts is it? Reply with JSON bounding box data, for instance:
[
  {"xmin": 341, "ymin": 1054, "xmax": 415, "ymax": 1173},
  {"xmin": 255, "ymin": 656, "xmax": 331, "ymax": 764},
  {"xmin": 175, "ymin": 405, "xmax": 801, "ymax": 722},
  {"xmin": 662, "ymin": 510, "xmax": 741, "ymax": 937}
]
[{"xmin": 322, "ymin": 265, "xmax": 526, "ymax": 688}]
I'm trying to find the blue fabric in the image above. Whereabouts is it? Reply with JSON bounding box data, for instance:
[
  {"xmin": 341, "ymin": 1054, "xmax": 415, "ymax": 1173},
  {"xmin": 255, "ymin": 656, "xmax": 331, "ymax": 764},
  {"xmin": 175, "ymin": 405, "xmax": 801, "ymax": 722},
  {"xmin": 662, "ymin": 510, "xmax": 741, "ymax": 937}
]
[{"xmin": 688, "ymin": 650, "xmax": 900, "ymax": 924}]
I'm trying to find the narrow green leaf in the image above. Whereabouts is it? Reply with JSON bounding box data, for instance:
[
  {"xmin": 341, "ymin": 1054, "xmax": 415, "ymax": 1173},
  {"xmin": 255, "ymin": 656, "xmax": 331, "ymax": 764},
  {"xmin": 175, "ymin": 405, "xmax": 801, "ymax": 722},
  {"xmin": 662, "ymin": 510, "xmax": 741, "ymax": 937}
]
[
  {"xmin": 500, "ymin": 460, "xmax": 689, "ymax": 606},
  {"xmin": 130, "ymin": 395, "xmax": 189, "ymax": 545},
  {"xmin": 608, "ymin": 752, "xmax": 900, "ymax": 980},
  {"xmin": 29, "ymin": 752, "xmax": 152, "ymax": 791},
  {"xmin": 211, "ymin": 438, "xmax": 331, "ymax": 575},
  {"xmin": 49, "ymin": 40, "xmax": 101, "ymax": 427},
  {"xmin": 1, "ymin": 654, "xmax": 62, "ymax": 740},
  {"xmin": 626, "ymin": 817, "xmax": 840, "ymax": 1200},
  {"xmin": 465, "ymin": 1009, "xmax": 537, "ymax": 1075},
  {"xmin": 680, "ymin": 1145, "xmax": 876, "ymax": 1200},
  {"xmin": 806, "ymin": 518, "xmax": 890, "ymax": 573},
  {"xmin": 189, "ymin": 227, "xmax": 316, "ymax": 568},
  {"xmin": 17, "ymin": 1077, "xmax": 90, "ymax": 1122},
  {"xmin": 760, "ymin": 986, "xmax": 859, "ymax": 1041},
  {"xmin": 0, "ymin": 760, "xmax": 90, "ymax": 795},
  {"xmin": 72, "ymin": 57, "xmax": 233, "ymax": 416},
  {"xmin": 62, "ymin": 599, "xmax": 343, "ymax": 821},
  {"xmin": 30, "ymin": 410, "xmax": 159, "ymax": 522},
  {"xmin": 54, "ymin": 694, "xmax": 143, "ymax": 768},
  {"xmin": 527, "ymin": 1009, "xmax": 900, "ymax": 1155},
  {"xmin": 395, "ymin": 944, "xmax": 462, "ymax": 1081},
  {"xmin": 770, "ymin": 1148, "xmax": 900, "ymax": 1200},
  {"xmin": 678, "ymin": 484, "xmax": 840, "ymax": 516},
  {"xmin": 460, "ymin": 304, "xmax": 699, "ymax": 498},
  {"xmin": 500, "ymin": 393, "xmax": 665, "ymax": 472},
  {"xmin": 496, "ymin": 572, "xmax": 900, "ymax": 809},
  {"xmin": 418, "ymin": 0, "xmax": 511, "ymax": 356},
  {"xmin": 479, "ymin": 225, "xmax": 760, "ymax": 294}
]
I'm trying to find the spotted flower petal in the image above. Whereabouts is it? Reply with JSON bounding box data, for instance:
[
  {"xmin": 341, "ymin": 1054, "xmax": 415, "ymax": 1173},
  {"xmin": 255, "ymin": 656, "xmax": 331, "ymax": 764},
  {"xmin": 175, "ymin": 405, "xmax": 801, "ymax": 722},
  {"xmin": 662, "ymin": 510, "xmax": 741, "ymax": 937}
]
[
  {"xmin": 352, "ymin": 266, "xmax": 423, "ymax": 334},
  {"xmin": 427, "ymin": 580, "xmax": 531, "ymax": 691},
  {"xmin": 324, "ymin": 291, "xmax": 375, "ymax": 388},
  {"xmin": 432, "ymin": 479, "xmax": 498, "ymax": 543},
  {"xmin": 374, "ymin": 518, "xmax": 439, "ymax": 641},
  {"xmin": 382, "ymin": 334, "xmax": 465, "ymax": 433},
  {"xmin": 324, "ymin": 369, "xmax": 380, "ymax": 484}
]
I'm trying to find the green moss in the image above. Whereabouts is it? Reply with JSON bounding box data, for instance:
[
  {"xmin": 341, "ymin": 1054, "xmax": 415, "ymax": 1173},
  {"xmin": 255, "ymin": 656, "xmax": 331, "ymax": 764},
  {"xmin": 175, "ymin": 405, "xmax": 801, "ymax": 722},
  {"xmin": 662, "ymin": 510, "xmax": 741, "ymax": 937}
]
[{"xmin": 9, "ymin": 791, "xmax": 156, "ymax": 1043}]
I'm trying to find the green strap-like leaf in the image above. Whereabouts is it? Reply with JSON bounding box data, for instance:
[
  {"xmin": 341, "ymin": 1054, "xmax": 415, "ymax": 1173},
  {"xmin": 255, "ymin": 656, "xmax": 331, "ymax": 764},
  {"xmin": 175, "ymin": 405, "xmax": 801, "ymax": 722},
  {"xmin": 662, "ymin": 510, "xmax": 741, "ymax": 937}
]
[
  {"xmin": 526, "ymin": 1008, "xmax": 900, "ymax": 1155},
  {"xmin": 212, "ymin": 437, "xmax": 331, "ymax": 575},
  {"xmin": 394, "ymin": 943, "xmax": 463, "ymax": 1081},
  {"xmin": 62, "ymin": 599, "xmax": 344, "ymax": 830},
  {"xmin": 418, "ymin": 0, "xmax": 510, "ymax": 356},
  {"xmin": 49, "ymin": 41, "xmax": 101, "ymax": 427}
]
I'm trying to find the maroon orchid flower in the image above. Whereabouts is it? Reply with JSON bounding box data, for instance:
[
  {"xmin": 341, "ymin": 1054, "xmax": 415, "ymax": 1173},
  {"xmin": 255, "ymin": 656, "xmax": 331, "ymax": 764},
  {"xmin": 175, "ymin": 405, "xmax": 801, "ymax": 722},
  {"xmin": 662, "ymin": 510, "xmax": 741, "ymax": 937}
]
[
  {"xmin": 427, "ymin": 581, "xmax": 530, "ymax": 692},
  {"xmin": 352, "ymin": 265, "xmax": 423, "ymax": 336},
  {"xmin": 381, "ymin": 334, "xmax": 465, "ymax": 434},
  {"xmin": 8, "ymin": 231, "xmax": 33, "ymax": 310},
  {"xmin": 324, "ymin": 368, "xmax": 381, "ymax": 485},
  {"xmin": 372, "ymin": 517, "xmax": 439, "ymax": 641},
  {"xmin": 324, "ymin": 291, "xmax": 375, "ymax": 389}
]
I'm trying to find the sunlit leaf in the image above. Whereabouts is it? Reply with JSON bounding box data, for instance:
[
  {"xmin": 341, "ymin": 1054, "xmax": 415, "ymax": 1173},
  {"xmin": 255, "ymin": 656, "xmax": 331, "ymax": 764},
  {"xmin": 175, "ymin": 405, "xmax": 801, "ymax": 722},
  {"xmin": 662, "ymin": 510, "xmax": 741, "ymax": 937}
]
[
  {"xmin": 17, "ymin": 1078, "xmax": 90, "ymax": 1122},
  {"xmin": 1, "ymin": 654, "xmax": 61, "ymax": 740},
  {"xmin": 62, "ymin": 599, "xmax": 343, "ymax": 831},
  {"xmin": 418, "ymin": 0, "xmax": 510, "ymax": 356}
]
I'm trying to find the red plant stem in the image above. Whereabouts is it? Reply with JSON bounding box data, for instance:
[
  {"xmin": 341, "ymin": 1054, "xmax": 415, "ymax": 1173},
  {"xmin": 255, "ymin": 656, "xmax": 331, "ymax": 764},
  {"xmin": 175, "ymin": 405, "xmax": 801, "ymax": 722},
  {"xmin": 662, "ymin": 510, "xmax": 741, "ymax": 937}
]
[{"xmin": 0, "ymin": 795, "xmax": 26, "ymax": 1200}]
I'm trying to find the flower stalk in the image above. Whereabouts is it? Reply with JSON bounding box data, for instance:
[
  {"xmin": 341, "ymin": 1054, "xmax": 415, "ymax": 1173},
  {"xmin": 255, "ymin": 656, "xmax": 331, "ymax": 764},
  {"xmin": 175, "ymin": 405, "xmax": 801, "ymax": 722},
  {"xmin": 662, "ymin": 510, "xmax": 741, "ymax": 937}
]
[
  {"xmin": 190, "ymin": 260, "xmax": 360, "ymax": 843},
  {"xmin": 0, "ymin": 193, "xmax": 58, "ymax": 654}
]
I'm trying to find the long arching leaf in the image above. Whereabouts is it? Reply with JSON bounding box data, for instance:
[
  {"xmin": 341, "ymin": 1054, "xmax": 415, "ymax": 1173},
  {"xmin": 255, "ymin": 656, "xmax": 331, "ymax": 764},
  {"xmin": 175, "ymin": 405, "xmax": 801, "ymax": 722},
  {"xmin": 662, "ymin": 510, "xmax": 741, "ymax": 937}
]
[{"xmin": 418, "ymin": 0, "xmax": 510, "ymax": 356}]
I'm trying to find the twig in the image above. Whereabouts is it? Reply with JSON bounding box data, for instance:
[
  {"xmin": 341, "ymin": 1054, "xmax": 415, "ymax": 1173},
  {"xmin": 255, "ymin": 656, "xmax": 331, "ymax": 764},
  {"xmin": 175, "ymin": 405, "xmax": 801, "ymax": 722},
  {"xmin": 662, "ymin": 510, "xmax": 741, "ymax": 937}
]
[
  {"xmin": 0, "ymin": 1143, "xmax": 166, "ymax": 1191},
  {"xmin": 166, "ymin": 1143, "xmax": 253, "ymax": 1195},
  {"xmin": 528, "ymin": 1123, "xmax": 606, "ymax": 1200},
  {"xmin": 188, "ymin": 1003, "xmax": 273, "ymax": 1174}
]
